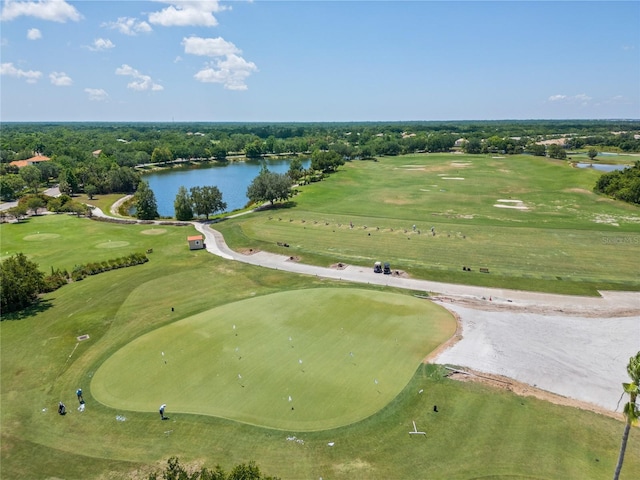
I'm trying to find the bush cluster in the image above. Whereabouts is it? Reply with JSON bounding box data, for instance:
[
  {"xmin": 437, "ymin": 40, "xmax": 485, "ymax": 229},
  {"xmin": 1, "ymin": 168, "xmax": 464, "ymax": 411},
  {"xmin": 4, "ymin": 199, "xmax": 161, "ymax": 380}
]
[
  {"xmin": 148, "ymin": 457, "xmax": 279, "ymax": 480},
  {"xmin": 595, "ymin": 161, "xmax": 640, "ymax": 205},
  {"xmin": 42, "ymin": 267, "xmax": 70, "ymax": 293},
  {"xmin": 90, "ymin": 216, "xmax": 138, "ymax": 225},
  {"xmin": 71, "ymin": 252, "xmax": 148, "ymax": 281}
]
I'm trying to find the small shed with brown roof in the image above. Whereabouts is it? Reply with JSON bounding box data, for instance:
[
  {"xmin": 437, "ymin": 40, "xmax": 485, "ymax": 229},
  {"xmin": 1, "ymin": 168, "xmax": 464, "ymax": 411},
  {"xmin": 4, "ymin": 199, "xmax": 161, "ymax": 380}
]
[{"xmin": 187, "ymin": 235, "xmax": 205, "ymax": 250}]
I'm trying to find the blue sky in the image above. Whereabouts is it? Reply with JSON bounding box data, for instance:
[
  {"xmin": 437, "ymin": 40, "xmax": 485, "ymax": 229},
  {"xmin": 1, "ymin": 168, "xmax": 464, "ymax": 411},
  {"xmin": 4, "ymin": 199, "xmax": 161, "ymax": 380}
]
[{"xmin": 1, "ymin": 0, "xmax": 638, "ymax": 122}]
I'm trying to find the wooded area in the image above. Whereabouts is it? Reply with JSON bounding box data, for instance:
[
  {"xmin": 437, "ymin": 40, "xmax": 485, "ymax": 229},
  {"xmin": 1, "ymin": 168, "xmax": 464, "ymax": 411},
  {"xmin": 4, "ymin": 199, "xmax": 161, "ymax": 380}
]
[{"xmin": 1, "ymin": 120, "xmax": 639, "ymax": 204}]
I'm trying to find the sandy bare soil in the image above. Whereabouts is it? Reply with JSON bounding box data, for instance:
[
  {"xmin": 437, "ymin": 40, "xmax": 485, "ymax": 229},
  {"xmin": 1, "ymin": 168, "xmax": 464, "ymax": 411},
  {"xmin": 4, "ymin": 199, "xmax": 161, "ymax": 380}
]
[{"xmin": 432, "ymin": 301, "xmax": 639, "ymax": 413}]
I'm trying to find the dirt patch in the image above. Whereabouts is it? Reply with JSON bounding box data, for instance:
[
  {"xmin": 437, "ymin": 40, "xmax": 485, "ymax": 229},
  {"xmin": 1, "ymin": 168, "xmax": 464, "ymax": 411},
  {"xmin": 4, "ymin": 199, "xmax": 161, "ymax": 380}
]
[
  {"xmin": 23, "ymin": 233, "xmax": 61, "ymax": 241},
  {"xmin": 95, "ymin": 241, "xmax": 129, "ymax": 249},
  {"xmin": 398, "ymin": 164, "xmax": 466, "ymax": 173},
  {"xmin": 239, "ymin": 248, "xmax": 260, "ymax": 255},
  {"xmin": 140, "ymin": 228, "xmax": 166, "ymax": 235},
  {"xmin": 333, "ymin": 459, "xmax": 372, "ymax": 473},
  {"xmin": 287, "ymin": 255, "xmax": 301, "ymax": 262},
  {"xmin": 383, "ymin": 198, "xmax": 412, "ymax": 205},
  {"xmin": 564, "ymin": 188, "xmax": 592, "ymax": 194},
  {"xmin": 330, "ymin": 262, "xmax": 347, "ymax": 269},
  {"xmin": 391, "ymin": 269, "xmax": 409, "ymax": 278},
  {"xmin": 494, "ymin": 199, "xmax": 529, "ymax": 210}
]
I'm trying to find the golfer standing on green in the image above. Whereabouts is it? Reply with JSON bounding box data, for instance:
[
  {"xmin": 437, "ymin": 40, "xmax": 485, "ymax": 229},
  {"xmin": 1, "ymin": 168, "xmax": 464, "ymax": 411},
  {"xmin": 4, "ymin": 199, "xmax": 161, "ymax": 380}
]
[{"xmin": 159, "ymin": 404, "xmax": 166, "ymax": 420}]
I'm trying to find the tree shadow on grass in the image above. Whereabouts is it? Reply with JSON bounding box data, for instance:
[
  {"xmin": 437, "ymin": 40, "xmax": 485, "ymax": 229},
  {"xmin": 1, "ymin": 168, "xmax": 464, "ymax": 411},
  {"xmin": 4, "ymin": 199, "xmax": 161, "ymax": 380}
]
[
  {"xmin": 255, "ymin": 201, "xmax": 297, "ymax": 211},
  {"xmin": 1, "ymin": 299, "xmax": 54, "ymax": 321}
]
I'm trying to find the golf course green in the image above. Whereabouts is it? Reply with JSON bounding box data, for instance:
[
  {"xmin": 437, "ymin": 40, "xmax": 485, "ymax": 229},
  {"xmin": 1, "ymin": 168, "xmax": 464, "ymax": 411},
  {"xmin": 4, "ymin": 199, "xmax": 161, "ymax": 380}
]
[
  {"xmin": 92, "ymin": 288, "xmax": 455, "ymax": 431},
  {"xmin": 1, "ymin": 151, "xmax": 639, "ymax": 479}
]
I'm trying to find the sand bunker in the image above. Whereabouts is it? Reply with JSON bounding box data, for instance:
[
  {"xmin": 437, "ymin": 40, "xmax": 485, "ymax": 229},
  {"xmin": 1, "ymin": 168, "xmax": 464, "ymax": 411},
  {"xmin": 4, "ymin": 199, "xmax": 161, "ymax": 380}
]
[{"xmin": 442, "ymin": 177, "xmax": 465, "ymax": 180}]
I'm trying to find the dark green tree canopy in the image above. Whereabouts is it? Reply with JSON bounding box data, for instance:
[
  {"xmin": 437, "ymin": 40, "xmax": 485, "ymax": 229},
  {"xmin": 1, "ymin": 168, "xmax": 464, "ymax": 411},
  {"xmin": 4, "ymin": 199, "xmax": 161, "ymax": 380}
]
[
  {"xmin": 0, "ymin": 174, "xmax": 26, "ymax": 201},
  {"xmin": 547, "ymin": 143, "xmax": 567, "ymax": 160},
  {"xmin": 246, "ymin": 165, "xmax": 292, "ymax": 206},
  {"xmin": 19, "ymin": 165, "xmax": 42, "ymax": 193},
  {"xmin": 1, "ymin": 253, "xmax": 45, "ymax": 314},
  {"xmin": 189, "ymin": 185, "xmax": 227, "ymax": 220},
  {"xmin": 595, "ymin": 161, "xmax": 640, "ymax": 205},
  {"xmin": 310, "ymin": 150, "xmax": 344, "ymax": 173},
  {"xmin": 134, "ymin": 180, "xmax": 159, "ymax": 220},
  {"xmin": 174, "ymin": 185, "xmax": 193, "ymax": 221}
]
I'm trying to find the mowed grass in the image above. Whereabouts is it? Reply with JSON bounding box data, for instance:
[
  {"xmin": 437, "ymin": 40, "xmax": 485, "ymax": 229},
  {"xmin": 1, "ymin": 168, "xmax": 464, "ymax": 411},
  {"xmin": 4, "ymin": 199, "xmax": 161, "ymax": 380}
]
[
  {"xmin": 92, "ymin": 288, "xmax": 455, "ymax": 431},
  {"xmin": 1, "ymin": 201, "xmax": 639, "ymax": 478},
  {"xmin": 216, "ymin": 153, "xmax": 640, "ymax": 294}
]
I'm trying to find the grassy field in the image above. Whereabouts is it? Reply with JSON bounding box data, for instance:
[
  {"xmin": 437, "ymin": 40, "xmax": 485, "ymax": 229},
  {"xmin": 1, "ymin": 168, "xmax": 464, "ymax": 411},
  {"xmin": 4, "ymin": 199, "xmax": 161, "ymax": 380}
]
[
  {"xmin": 91, "ymin": 288, "xmax": 455, "ymax": 431},
  {"xmin": 1, "ymin": 215, "xmax": 638, "ymax": 479},
  {"xmin": 1, "ymin": 155, "xmax": 639, "ymax": 479},
  {"xmin": 216, "ymin": 153, "xmax": 640, "ymax": 295}
]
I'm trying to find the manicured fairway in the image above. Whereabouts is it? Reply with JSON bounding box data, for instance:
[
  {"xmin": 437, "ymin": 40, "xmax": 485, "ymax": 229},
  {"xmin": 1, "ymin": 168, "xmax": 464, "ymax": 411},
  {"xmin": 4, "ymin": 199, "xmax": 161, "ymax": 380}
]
[
  {"xmin": 2, "ymin": 216, "xmax": 639, "ymax": 479},
  {"xmin": 92, "ymin": 288, "xmax": 455, "ymax": 430},
  {"xmin": 216, "ymin": 153, "xmax": 640, "ymax": 294}
]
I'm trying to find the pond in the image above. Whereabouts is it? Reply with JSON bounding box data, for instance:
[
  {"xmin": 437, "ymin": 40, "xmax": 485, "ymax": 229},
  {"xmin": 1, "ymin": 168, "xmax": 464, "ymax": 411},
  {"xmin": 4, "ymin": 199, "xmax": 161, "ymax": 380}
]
[
  {"xmin": 575, "ymin": 163, "xmax": 630, "ymax": 172},
  {"xmin": 144, "ymin": 158, "xmax": 309, "ymax": 218}
]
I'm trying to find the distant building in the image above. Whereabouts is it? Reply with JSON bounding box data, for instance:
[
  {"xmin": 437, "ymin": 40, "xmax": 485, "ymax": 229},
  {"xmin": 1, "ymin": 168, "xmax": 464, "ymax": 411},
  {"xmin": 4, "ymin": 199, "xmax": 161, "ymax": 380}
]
[
  {"xmin": 9, "ymin": 155, "xmax": 51, "ymax": 169},
  {"xmin": 187, "ymin": 235, "xmax": 205, "ymax": 250},
  {"xmin": 92, "ymin": 149, "xmax": 103, "ymax": 157}
]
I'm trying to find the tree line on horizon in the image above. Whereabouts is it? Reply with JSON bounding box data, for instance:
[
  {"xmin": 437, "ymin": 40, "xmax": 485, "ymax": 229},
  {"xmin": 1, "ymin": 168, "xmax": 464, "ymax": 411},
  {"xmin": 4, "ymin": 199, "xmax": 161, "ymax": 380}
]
[{"xmin": 1, "ymin": 121, "xmax": 639, "ymax": 206}]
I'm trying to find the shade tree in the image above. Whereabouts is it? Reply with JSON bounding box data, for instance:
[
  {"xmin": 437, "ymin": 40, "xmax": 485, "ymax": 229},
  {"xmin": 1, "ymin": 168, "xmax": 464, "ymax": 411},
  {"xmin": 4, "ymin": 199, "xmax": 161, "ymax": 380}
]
[
  {"xmin": 189, "ymin": 185, "xmax": 227, "ymax": 220},
  {"xmin": 19, "ymin": 165, "xmax": 42, "ymax": 193},
  {"xmin": 1, "ymin": 253, "xmax": 45, "ymax": 314},
  {"xmin": 134, "ymin": 180, "xmax": 159, "ymax": 220},
  {"xmin": 247, "ymin": 165, "xmax": 292, "ymax": 206},
  {"xmin": 174, "ymin": 186, "xmax": 194, "ymax": 221}
]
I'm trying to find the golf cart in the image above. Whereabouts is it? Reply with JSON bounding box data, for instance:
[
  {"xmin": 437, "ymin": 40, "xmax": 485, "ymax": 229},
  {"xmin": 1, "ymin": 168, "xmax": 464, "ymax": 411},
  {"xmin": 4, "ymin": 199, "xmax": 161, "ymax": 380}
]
[
  {"xmin": 383, "ymin": 262, "xmax": 391, "ymax": 274},
  {"xmin": 373, "ymin": 261, "xmax": 382, "ymax": 273}
]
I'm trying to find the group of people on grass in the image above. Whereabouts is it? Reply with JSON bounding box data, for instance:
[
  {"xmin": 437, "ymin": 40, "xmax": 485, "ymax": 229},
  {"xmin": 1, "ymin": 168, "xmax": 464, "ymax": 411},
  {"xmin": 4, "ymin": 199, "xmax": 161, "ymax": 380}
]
[{"xmin": 57, "ymin": 388, "xmax": 84, "ymax": 415}]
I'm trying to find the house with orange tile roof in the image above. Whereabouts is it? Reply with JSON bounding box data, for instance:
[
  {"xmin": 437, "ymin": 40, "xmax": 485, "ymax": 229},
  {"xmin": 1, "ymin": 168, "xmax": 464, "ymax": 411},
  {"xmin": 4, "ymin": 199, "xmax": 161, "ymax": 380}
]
[{"xmin": 9, "ymin": 155, "xmax": 51, "ymax": 169}]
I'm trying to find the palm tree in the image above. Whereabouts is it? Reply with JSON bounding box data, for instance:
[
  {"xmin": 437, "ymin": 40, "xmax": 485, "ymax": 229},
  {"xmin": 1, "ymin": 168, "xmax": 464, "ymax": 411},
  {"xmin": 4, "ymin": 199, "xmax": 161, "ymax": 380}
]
[{"xmin": 613, "ymin": 351, "xmax": 640, "ymax": 480}]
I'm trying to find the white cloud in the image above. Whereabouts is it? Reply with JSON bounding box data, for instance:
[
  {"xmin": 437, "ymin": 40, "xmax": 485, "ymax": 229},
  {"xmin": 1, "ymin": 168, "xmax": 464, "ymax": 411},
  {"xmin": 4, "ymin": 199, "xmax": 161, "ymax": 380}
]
[
  {"xmin": 548, "ymin": 93, "xmax": 592, "ymax": 105},
  {"xmin": 88, "ymin": 38, "xmax": 115, "ymax": 51},
  {"xmin": 193, "ymin": 54, "xmax": 258, "ymax": 90},
  {"xmin": 183, "ymin": 36, "xmax": 257, "ymax": 90},
  {"xmin": 0, "ymin": 62, "xmax": 42, "ymax": 83},
  {"xmin": 182, "ymin": 36, "xmax": 240, "ymax": 57},
  {"xmin": 26, "ymin": 27, "xmax": 41, "ymax": 40},
  {"xmin": 49, "ymin": 71, "xmax": 72, "ymax": 86},
  {"xmin": 148, "ymin": 1, "xmax": 228, "ymax": 27},
  {"xmin": 574, "ymin": 93, "xmax": 592, "ymax": 102},
  {"xmin": 1, "ymin": 0, "xmax": 81, "ymax": 22},
  {"xmin": 115, "ymin": 64, "xmax": 163, "ymax": 91},
  {"xmin": 84, "ymin": 88, "xmax": 108, "ymax": 101},
  {"xmin": 103, "ymin": 17, "xmax": 152, "ymax": 36}
]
